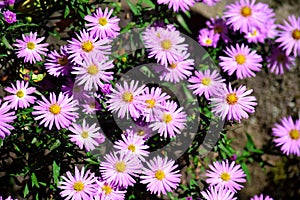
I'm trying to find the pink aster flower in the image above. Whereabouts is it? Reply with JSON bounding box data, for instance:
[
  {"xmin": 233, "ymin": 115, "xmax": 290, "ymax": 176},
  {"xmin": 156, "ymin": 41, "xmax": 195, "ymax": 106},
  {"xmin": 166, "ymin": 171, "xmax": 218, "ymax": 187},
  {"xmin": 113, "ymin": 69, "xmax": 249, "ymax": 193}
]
[
  {"xmin": 219, "ymin": 43, "xmax": 262, "ymax": 79},
  {"xmin": 69, "ymin": 119, "xmax": 104, "ymax": 151},
  {"xmin": 250, "ymin": 194, "xmax": 273, "ymax": 200},
  {"xmin": 266, "ymin": 46, "xmax": 296, "ymax": 75},
  {"xmin": 272, "ymin": 116, "xmax": 300, "ymax": 156},
  {"xmin": 100, "ymin": 151, "xmax": 142, "ymax": 187},
  {"xmin": 206, "ymin": 159, "xmax": 246, "ymax": 192},
  {"xmin": 244, "ymin": 27, "xmax": 266, "ymax": 43},
  {"xmin": 67, "ymin": 29, "xmax": 111, "ymax": 64},
  {"xmin": 100, "ymin": 83, "xmax": 112, "ymax": 95},
  {"xmin": 72, "ymin": 53, "xmax": 114, "ymax": 91},
  {"xmin": 276, "ymin": 15, "xmax": 300, "ymax": 56},
  {"xmin": 198, "ymin": 28, "xmax": 220, "ymax": 48},
  {"xmin": 140, "ymin": 156, "xmax": 181, "ymax": 196},
  {"xmin": 202, "ymin": 0, "xmax": 222, "ymax": 6},
  {"xmin": 32, "ymin": 92, "xmax": 78, "ymax": 130},
  {"xmin": 4, "ymin": 80, "xmax": 36, "ymax": 110},
  {"xmin": 45, "ymin": 45, "xmax": 73, "ymax": 77},
  {"xmin": 201, "ymin": 186, "xmax": 237, "ymax": 200},
  {"xmin": 149, "ymin": 100, "xmax": 187, "ymax": 138},
  {"xmin": 58, "ymin": 166, "xmax": 97, "ymax": 200},
  {"xmin": 126, "ymin": 123, "xmax": 153, "ymax": 140},
  {"xmin": 106, "ymin": 80, "xmax": 146, "ymax": 119},
  {"xmin": 0, "ymin": 100, "xmax": 16, "ymax": 139},
  {"xmin": 157, "ymin": 0, "xmax": 194, "ymax": 12},
  {"xmin": 3, "ymin": 10, "xmax": 17, "ymax": 24},
  {"xmin": 81, "ymin": 96, "xmax": 102, "ymax": 115},
  {"xmin": 0, "ymin": 196, "xmax": 18, "ymax": 200},
  {"xmin": 210, "ymin": 83, "xmax": 257, "ymax": 122},
  {"xmin": 93, "ymin": 180, "xmax": 126, "ymax": 200},
  {"xmin": 85, "ymin": 7, "xmax": 120, "ymax": 39},
  {"xmin": 188, "ymin": 69, "xmax": 225, "ymax": 100},
  {"xmin": 206, "ymin": 16, "xmax": 230, "ymax": 43},
  {"xmin": 13, "ymin": 32, "xmax": 48, "ymax": 64}
]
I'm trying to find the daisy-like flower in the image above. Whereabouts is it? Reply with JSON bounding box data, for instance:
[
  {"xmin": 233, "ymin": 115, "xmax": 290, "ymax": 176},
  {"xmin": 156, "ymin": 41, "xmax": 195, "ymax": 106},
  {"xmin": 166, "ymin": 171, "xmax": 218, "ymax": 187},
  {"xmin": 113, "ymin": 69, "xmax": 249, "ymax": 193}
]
[
  {"xmin": 67, "ymin": 29, "xmax": 111, "ymax": 64},
  {"xmin": 198, "ymin": 28, "xmax": 220, "ymax": 48},
  {"xmin": 266, "ymin": 46, "xmax": 296, "ymax": 75},
  {"xmin": 32, "ymin": 92, "xmax": 78, "ymax": 130},
  {"xmin": 244, "ymin": 27, "xmax": 266, "ymax": 43},
  {"xmin": 224, "ymin": 0, "xmax": 268, "ymax": 33},
  {"xmin": 206, "ymin": 16, "xmax": 230, "ymax": 43},
  {"xmin": 81, "ymin": 96, "xmax": 102, "ymax": 115},
  {"xmin": 106, "ymin": 80, "xmax": 146, "ymax": 119},
  {"xmin": 85, "ymin": 7, "xmax": 120, "ymax": 39},
  {"xmin": 72, "ymin": 53, "xmax": 114, "ymax": 91},
  {"xmin": 272, "ymin": 116, "xmax": 300, "ymax": 156},
  {"xmin": 58, "ymin": 166, "xmax": 97, "ymax": 200},
  {"xmin": 276, "ymin": 15, "xmax": 300, "ymax": 56},
  {"xmin": 69, "ymin": 119, "xmax": 104, "ymax": 151},
  {"xmin": 250, "ymin": 194, "xmax": 273, "ymax": 200},
  {"xmin": 219, "ymin": 43, "xmax": 262, "ymax": 79},
  {"xmin": 100, "ymin": 151, "xmax": 142, "ymax": 187},
  {"xmin": 0, "ymin": 196, "xmax": 18, "ymax": 200},
  {"xmin": 93, "ymin": 180, "xmax": 126, "ymax": 200},
  {"xmin": 114, "ymin": 132, "xmax": 149, "ymax": 161},
  {"xmin": 45, "ymin": 45, "xmax": 73, "ymax": 77},
  {"xmin": 202, "ymin": 0, "xmax": 222, "ymax": 6},
  {"xmin": 201, "ymin": 186, "xmax": 237, "ymax": 200},
  {"xmin": 13, "ymin": 32, "xmax": 48, "ymax": 64},
  {"xmin": 0, "ymin": 100, "xmax": 16, "ymax": 139},
  {"xmin": 3, "ymin": 10, "xmax": 17, "ymax": 24},
  {"xmin": 126, "ymin": 123, "xmax": 153, "ymax": 140},
  {"xmin": 4, "ymin": 80, "xmax": 36, "ymax": 110},
  {"xmin": 188, "ymin": 69, "xmax": 225, "ymax": 100},
  {"xmin": 157, "ymin": 0, "xmax": 194, "ymax": 12},
  {"xmin": 143, "ymin": 27, "xmax": 188, "ymax": 66},
  {"xmin": 149, "ymin": 100, "xmax": 187, "ymax": 138},
  {"xmin": 210, "ymin": 83, "xmax": 257, "ymax": 122},
  {"xmin": 206, "ymin": 159, "xmax": 246, "ymax": 192},
  {"xmin": 140, "ymin": 156, "xmax": 181, "ymax": 196},
  {"xmin": 100, "ymin": 83, "xmax": 112, "ymax": 95}
]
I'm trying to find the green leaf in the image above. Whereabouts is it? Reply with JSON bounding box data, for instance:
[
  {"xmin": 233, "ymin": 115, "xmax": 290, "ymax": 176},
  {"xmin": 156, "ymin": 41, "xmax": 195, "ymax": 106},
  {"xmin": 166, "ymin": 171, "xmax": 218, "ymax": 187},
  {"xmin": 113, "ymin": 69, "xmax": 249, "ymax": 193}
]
[
  {"xmin": 126, "ymin": 0, "xmax": 140, "ymax": 15},
  {"xmin": 142, "ymin": 0, "xmax": 155, "ymax": 8},
  {"xmin": 6, "ymin": 23, "xmax": 38, "ymax": 30},
  {"xmin": 1, "ymin": 36, "xmax": 13, "ymax": 49},
  {"xmin": 241, "ymin": 162, "xmax": 251, "ymax": 184},
  {"xmin": 176, "ymin": 14, "xmax": 192, "ymax": 34},
  {"xmin": 64, "ymin": 5, "xmax": 70, "ymax": 18},
  {"xmin": 50, "ymin": 139, "xmax": 61, "ymax": 151},
  {"xmin": 31, "ymin": 172, "xmax": 39, "ymax": 188},
  {"xmin": 53, "ymin": 161, "xmax": 60, "ymax": 185},
  {"xmin": 23, "ymin": 183, "xmax": 29, "ymax": 198}
]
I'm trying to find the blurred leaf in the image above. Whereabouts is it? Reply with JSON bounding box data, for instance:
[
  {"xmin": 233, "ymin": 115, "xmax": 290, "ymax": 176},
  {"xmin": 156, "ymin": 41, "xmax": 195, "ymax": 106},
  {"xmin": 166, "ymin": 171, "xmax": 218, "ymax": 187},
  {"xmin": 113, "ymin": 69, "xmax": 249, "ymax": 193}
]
[
  {"xmin": 64, "ymin": 5, "xmax": 70, "ymax": 18},
  {"xmin": 1, "ymin": 36, "xmax": 13, "ymax": 49},
  {"xmin": 53, "ymin": 161, "xmax": 60, "ymax": 185},
  {"xmin": 176, "ymin": 14, "xmax": 192, "ymax": 34},
  {"xmin": 49, "ymin": 139, "xmax": 61, "ymax": 151},
  {"xmin": 241, "ymin": 162, "xmax": 251, "ymax": 184},
  {"xmin": 31, "ymin": 172, "xmax": 39, "ymax": 188},
  {"xmin": 6, "ymin": 23, "xmax": 38, "ymax": 30},
  {"xmin": 23, "ymin": 183, "xmax": 29, "ymax": 198},
  {"xmin": 142, "ymin": 0, "xmax": 155, "ymax": 8},
  {"xmin": 126, "ymin": 0, "xmax": 140, "ymax": 15}
]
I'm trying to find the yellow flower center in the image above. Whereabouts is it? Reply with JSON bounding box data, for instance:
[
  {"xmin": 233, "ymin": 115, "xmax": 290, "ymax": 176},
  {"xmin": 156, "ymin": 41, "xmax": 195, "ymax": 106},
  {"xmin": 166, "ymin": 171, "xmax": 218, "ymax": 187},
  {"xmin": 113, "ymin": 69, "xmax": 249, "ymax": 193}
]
[
  {"xmin": 205, "ymin": 39, "xmax": 213, "ymax": 45},
  {"xmin": 121, "ymin": 57, "xmax": 127, "ymax": 62},
  {"xmin": 99, "ymin": 17, "xmax": 108, "ymax": 26},
  {"xmin": 155, "ymin": 170, "xmax": 165, "ymax": 180},
  {"xmin": 201, "ymin": 77, "xmax": 211, "ymax": 86},
  {"xmin": 127, "ymin": 144, "xmax": 136, "ymax": 152},
  {"xmin": 146, "ymin": 99, "xmax": 156, "ymax": 108},
  {"xmin": 220, "ymin": 172, "xmax": 231, "ymax": 181},
  {"xmin": 292, "ymin": 29, "xmax": 300, "ymax": 40},
  {"xmin": 163, "ymin": 113, "xmax": 173, "ymax": 123},
  {"xmin": 16, "ymin": 90, "xmax": 25, "ymax": 98},
  {"xmin": 277, "ymin": 54, "xmax": 286, "ymax": 63},
  {"xmin": 27, "ymin": 42, "xmax": 35, "ymax": 50},
  {"xmin": 235, "ymin": 54, "xmax": 246, "ymax": 65},
  {"xmin": 226, "ymin": 93, "xmax": 238, "ymax": 105},
  {"xmin": 169, "ymin": 63, "xmax": 177, "ymax": 69},
  {"xmin": 49, "ymin": 103, "xmax": 61, "ymax": 115},
  {"xmin": 115, "ymin": 161, "xmax": 126, "ymax": 172},
  {"xmin": 289, "ymin": 129, "xmax": 299, "ymax": 140},
  {"xmin": 58, "ymin": 56, "xmax": 69, "ymax": 66},
  {"xmin": 102, "ymin": 185, "xmax": 112, "ymax": 195},
  {"xmin": 122, "ymin": 92, "xmax": 133, "ymax": 103},
  {"xmin": 87, "ymin": 65, "xmax": 98, "ymax": 75},
  {"xmin": 161, "ymin": 39, "xmax": 172, "ymax": 50},
  {"xmin": 81, "ymin": 40, "xmax": 94, "ymax": 52},
  {"xmin": 88, "ymin": 102, "xmax": 96, "ymax": 109},
  {"xmin": 241, "ymin": 6, "xmax": 252, "ymax": 17},
  {"xmin": 73, "ymin": 181, "xmax": 85, "ymax": 192},
  {"xmin": 250, "ymin": 29, "xmax": 258, "ymax": 37},
  {"xmin": 81, "ymin": 131, "xmax": 89, "ymax": 139},
  {"xmin": 137, "ymin": 130, "xmax": 145, "ymax": 136}
]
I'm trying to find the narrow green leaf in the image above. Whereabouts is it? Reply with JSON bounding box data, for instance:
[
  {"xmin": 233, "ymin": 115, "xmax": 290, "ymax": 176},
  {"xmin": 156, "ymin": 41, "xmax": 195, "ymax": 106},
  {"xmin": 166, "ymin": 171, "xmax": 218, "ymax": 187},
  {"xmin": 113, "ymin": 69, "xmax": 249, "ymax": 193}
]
[
  {"xmin": 241, "ymin": 162, "xmax": 251, "ymax": 184},
  {"xmin": 23, "ymin": 183, "xmax": 29, "ymax": 198},
  {"xmin": 53, "ymin": 161, "xmax": 60, "ymax": 185},
  {"xmin": 2, "ymin": 36, "xmax": 13, "ymax": 49},
  {"xmin": 64, "ymin": 5, "xmax": 70, "ymax": 18},
  {"xmin": 176, "ymin": 14, "xmax": 192, "ymax": 34},
  {"xmin": 31, "ymin": 172, "xmax": 39, "ymax": 188},
  {"xmin": 126, "ymin": 0, "xmax": 140, "ymax": 15},
  {"xmin": 142, "ymin": 0, "xmax": 155, "ymax": 8}
]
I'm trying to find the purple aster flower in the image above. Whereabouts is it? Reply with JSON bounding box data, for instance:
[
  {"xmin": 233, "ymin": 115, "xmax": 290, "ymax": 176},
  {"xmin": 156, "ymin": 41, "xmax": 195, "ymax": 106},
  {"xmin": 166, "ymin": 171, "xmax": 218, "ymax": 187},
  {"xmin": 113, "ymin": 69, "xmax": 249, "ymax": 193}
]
[
  {"xmin": 157, "ymin": 0, "xmax": 194, "ymax": 12},
  {"xmin": 13, "ymin": 32, "xmax": 48, "ymax": 64},
  {"xmin": 45, "ymin": 45, "xmax": 73, "ymax": 77},
  {"xmin": 276, "ymin": 15, "xmax": 300, "ymax": 56},
  {"xmin": 244, "ymin": 27, "xmax": 266, "ymax": 43},
  {"xmin": 201, "ymin": 186, "xmax": 237, "ymax": 200},
  {"xmin": 266, "ymin": 46, "xmax": 296, "ymax": 75},
  {"xmin": 272, "ymin": 116, "xmax": 300, "ymax": 156},
  {"xmin": 4, "ymin": 80, "xmax": 36, "ymax": 110},
  {"xmin": 206, "ymin": 159, "xmax": 246, "ymax": 192},
  {"xmin": 3, "ymin": 10, "xmax": 16, "ymax": 23},
  {"xmin": 188, "ymin": 69, "xmax": 225, "ymax": 100},
  {"xmin": 100, "ymin": 151, "xmax": 142, "ymax": 187},
  {"xmin": 61, "ymin": 78, "xmax": 89, "ymax": 102},
  {"xmin": 201, "ymin": 0, "xmax": 222, "ymax": 6},
  {"xmin": 58, "ymin": 166, "xmax": 98, "ymax": 200},
  {"xmin": 210, "ymin": 83, "xmax": 257, "ymax": 122},
  {"xmin": 250, "ymin": 194, "xmax": 273, "ymax": 200},
  {"xmin": 206, "ymin": 16, "xmax": 230, "ymax": 43},
  {"xmin": 67, "ymin": 29, "xmax": 111, "ymax": 64},
  {"xmin": 140, "ymin": 156, "xmax": 181, "ymax": 196},
  {"xmin": 100, "ymin": 83, "xmax": 112, "ymax": 95},
  {"xmin": 93, "ymin": 180, "xmax": 126, "ymax": 200},
  {"xmin": 149, "ymin": 100, "xmax": 187, "ymax": 138},
  {"xmin": 106, "ymin": 80, "xmax": 146, "ymax": 119},
  {"xmin": 256, "ymin": 2, "xmax": 277, "ymax": 39},
  {"xmin": 198, "ymin": 28, "xmax": 220, "ymax": 48},
  {"xmin": 69, "ymin": 119, "xmax": 104, "ymax": 151},
  {"xmin": 126, "ymin": 124, "xmax": 153, "ymax": 140},
  {"xmin": 219, "ymin": 43, "xmax": 263, "ymax": 79},
  {"xmin": 0, "ymin": 196, "xmax": 18, "ymax": 200},
  {"xmin": 0, "ymin": 0, "xmax": 14, "ymax": 8},
  {"xmin": 85, "ymin": 7, "xmax": 120, "ymax": 39},
  {"xmin": 32, "ymin": 92, "xmax": 78, "ymax": 130},
  {"xmin": 0, "ymin": 100, "xmax": 16, "ymax": 139},
  {"xmin": 81, "ymin": 96, "xmax": 102, "ymax": 115}
]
